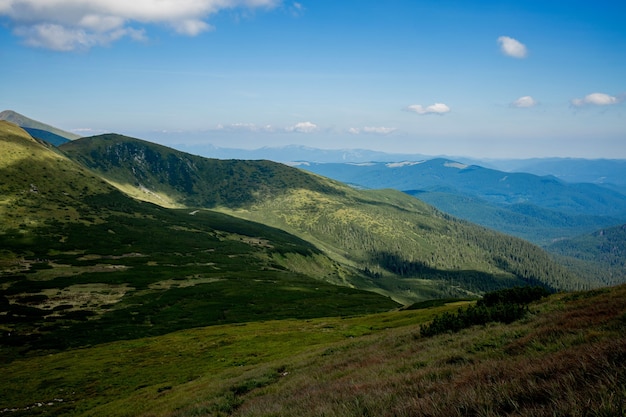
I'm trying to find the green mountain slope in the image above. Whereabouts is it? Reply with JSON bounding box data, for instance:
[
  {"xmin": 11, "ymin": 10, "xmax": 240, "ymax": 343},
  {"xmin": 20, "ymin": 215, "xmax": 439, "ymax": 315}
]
[
  {"xmin": 0, "ymin": 122, "xmax": 398, "ymax": 356},
  {"xmin": 546, "ymin": 224, "xmax": 626, "ymax": 286},
  {"xmin": 60, "ymin": 134, "xmax": 338, "ymax": 208},
  {"xmin": 407, "ymin": 190, "xmax": 619, "ymax": 245},
  {"xmin": 0, "ymin": 121, "xmax": 113, "ymax": 230},
  {"xmin": 59, "ymin": 134, "xmax": 586, "ymax": 301}
]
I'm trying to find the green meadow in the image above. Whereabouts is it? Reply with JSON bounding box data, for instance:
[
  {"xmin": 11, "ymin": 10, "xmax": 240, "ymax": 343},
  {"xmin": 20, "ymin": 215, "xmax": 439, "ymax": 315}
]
[{"xmin": 2, "ymin": 286, "xmax": 625, "ymax": 416}]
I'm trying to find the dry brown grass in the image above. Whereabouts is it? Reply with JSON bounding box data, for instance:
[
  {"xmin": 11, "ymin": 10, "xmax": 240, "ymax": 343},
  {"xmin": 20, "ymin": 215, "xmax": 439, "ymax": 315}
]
[{"xmin": 213, "ymin": 286, "xmax": 626, "ymax": 417}]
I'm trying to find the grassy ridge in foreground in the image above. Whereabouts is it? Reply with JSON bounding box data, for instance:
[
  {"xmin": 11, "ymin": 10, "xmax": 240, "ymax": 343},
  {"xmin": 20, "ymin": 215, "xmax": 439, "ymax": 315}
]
[
  {"xmin": 0, "ymin": 303, "xmax": 458, "ymax": 416},
  {"xmin": 2, "ymin": 285, "xmax": 626, "ymax": 416}
]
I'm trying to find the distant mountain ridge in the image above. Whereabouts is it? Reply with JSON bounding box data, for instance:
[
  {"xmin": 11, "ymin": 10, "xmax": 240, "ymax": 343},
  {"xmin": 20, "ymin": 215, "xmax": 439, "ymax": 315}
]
[
  {"xmin": 298, "ymin": 159, "xmax": 626, "ymax": 245},
  {"xmin": 300, "ymin": 159, "xmax": 626, "ymax": 216},
  {"xmin": 0, "ymin": 110, "xmax": 81, "ymax": 145},
  {"xmin": 487, "ymin": 158, "xmax": 626, "ymax": 187},
  {"xmin": 182, "ymin": 143, "xmax": 626, "ymax": 187},
  {"xmin": 181, "ymin": 143, "xmax": 435, "ymax": 165}
]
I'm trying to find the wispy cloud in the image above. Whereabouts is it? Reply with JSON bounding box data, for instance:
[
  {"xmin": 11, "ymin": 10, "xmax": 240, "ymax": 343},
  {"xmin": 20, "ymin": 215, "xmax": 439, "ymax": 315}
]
[
  {"xmin": 0, "ymin": 0, "xmax": 280, "ymax": 51},
  {"xmin": 71, "ymin": 127, "xmax": 108, "ymax": 135},
  {"xmin": 286, "ymin": 121, "xmax": 318, "ymax": 133},
  {"xmin": 405, "ymin": 103, "xmax": 451, "ymax": 115},
  {"xmin": 212, "ymin": 121, "xmax": 319, "ymax": 134},
  {"xmin": 216, "ymin": 123, "xmax": 276, "ymax": 132},
  {"xmin": 289, "ymin": 2, "xmax": 305, "ymax": 17},
  {"xmin": 348, "ymin": 126, "xmax": 396, "ymax": 135},
  {"xmin": 497, "ymin": 36, "xmax": 527, "ymax": 58},
  {"xmin": 571, "ymin": 92, "xmax": 621, "ymax": 107},
  {"xmin": 511, "ymin": 96, "xmax": 538, "ymax": 108}
]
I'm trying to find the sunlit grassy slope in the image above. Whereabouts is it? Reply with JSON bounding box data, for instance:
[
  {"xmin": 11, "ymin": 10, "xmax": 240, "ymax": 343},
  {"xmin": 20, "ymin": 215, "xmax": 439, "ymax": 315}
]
[
  {"xmin": 2, "ymin": 284, "xmax": 624, "ymax": 417},
  {"xmin": 0, "ymin": 121, "xmax": 114, "ymax": 230},
  {"xmin": 60, "ymin": 133, "xmax": 587, "ymax": 301}
]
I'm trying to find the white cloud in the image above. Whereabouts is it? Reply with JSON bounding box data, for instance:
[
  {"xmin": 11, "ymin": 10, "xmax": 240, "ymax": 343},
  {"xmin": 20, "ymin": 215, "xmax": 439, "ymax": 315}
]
[
  {"xmin": 0, "ymin": 0, "xmax": 280, "ymax": 51},
  {"xmin": 497, "ymin": 36, "xmax": 528, "ymax": 58},
  {"xmin": 13, "ymin": 23, "xmax": 146, "ymax": 51},
  {"xmin": 406, "ymin": 103, "xmax": 451, "ymax": 115},
  {"xmin": 511, "ymin": 96, "xmax": 538, "ymax": 108},
  {"xmin": 571, "ymin": 92, "xmax": 620, "ymax": 107},
  {"xmin": 286, "ymin": 121, "xmax": 318, "ymax": 133},
  {"xmin": 348, "ymin": 126, "xmax": 397, "ymax": 135}
]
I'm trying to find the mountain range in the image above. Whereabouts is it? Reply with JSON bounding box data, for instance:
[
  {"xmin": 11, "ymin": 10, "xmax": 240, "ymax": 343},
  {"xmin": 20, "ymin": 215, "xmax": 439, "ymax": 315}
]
[
  {"xmin": 297, "ymin": 160, "xmax": 626, "ymax": 245},
  {"xmin": 174, "ymin": 141, "xmax": 626, "ymax": 187}
]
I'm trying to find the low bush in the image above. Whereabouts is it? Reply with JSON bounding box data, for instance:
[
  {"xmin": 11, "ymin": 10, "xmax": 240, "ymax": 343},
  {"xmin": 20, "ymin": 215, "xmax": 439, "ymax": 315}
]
[{"xmin": 420, "ymin": 286, "xmax": 550, "ymax": 337}]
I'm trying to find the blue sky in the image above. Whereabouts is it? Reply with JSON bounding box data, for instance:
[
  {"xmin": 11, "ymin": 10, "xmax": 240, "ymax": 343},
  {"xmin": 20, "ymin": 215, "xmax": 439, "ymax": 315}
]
[{"xmin": 1, "ymin": 0, "xmax": 625, "ymax": 158}]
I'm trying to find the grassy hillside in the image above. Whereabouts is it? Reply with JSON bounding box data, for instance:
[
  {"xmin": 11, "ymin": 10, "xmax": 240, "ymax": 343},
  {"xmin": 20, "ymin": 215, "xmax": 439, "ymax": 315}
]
[
  {"xmin": 228, "ymin": 186, "xmax": 585, "ymax": 297},
  {"xmin": 547, "ymin": 224, "xmax": 626, "ymax": 286},
  {"xmin": 2, "ymin": 284, "xmax": 625, "ymax": 416},
  {"xmin": 0, "ymin": 123, "xmax": 399, "ymax": 358},
  {"xmin": 59, "ymin": 134, "xmax": 587, "ymax": 301},
  {"xmin": 0, "ymin": 121, "xmax": 114, "ymax": 231},
  {"xmin": 59, "ymin": 134, "xmax": 338, "ymax": 209}
]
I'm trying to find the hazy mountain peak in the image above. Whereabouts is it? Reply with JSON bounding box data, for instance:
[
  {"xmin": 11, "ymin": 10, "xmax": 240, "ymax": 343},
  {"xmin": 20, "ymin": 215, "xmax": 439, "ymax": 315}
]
[{"xmin": 0, "ymin": 110, "xmax": 82, "ymax": 143}]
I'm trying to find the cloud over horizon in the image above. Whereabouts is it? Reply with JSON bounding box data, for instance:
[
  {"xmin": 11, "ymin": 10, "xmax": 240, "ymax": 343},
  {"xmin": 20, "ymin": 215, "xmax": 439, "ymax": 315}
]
[
  {"xmin": 497, "ymin": 36, "xmax": 528, "ymax": 58},
  {"xmin": 286, "ymin": 121, "xmax": 318, "ymax": 133},
  {"xmin": 571, "ymin": 92, "xmax": 621, "ymax": 107},
  {"xmin": 0, "ymin": 0, "xmax": 280, "ymax": 51},
  {"xmin": 348, "ymin": 126, "xmax": 397, "ymax": 135},
  {"xmin": 213, "ymin": 121, "xmax": 319, "ymax": 134},
  {"xmin": 405, "ymin": 103, "xmax": 451, "ymax": 115}
]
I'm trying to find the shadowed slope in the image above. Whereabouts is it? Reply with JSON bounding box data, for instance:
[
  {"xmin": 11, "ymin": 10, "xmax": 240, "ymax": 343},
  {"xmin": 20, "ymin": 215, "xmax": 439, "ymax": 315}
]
[{"xmin": 60, "ymin": 134, "xmax": 340, "ymax": 209}]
